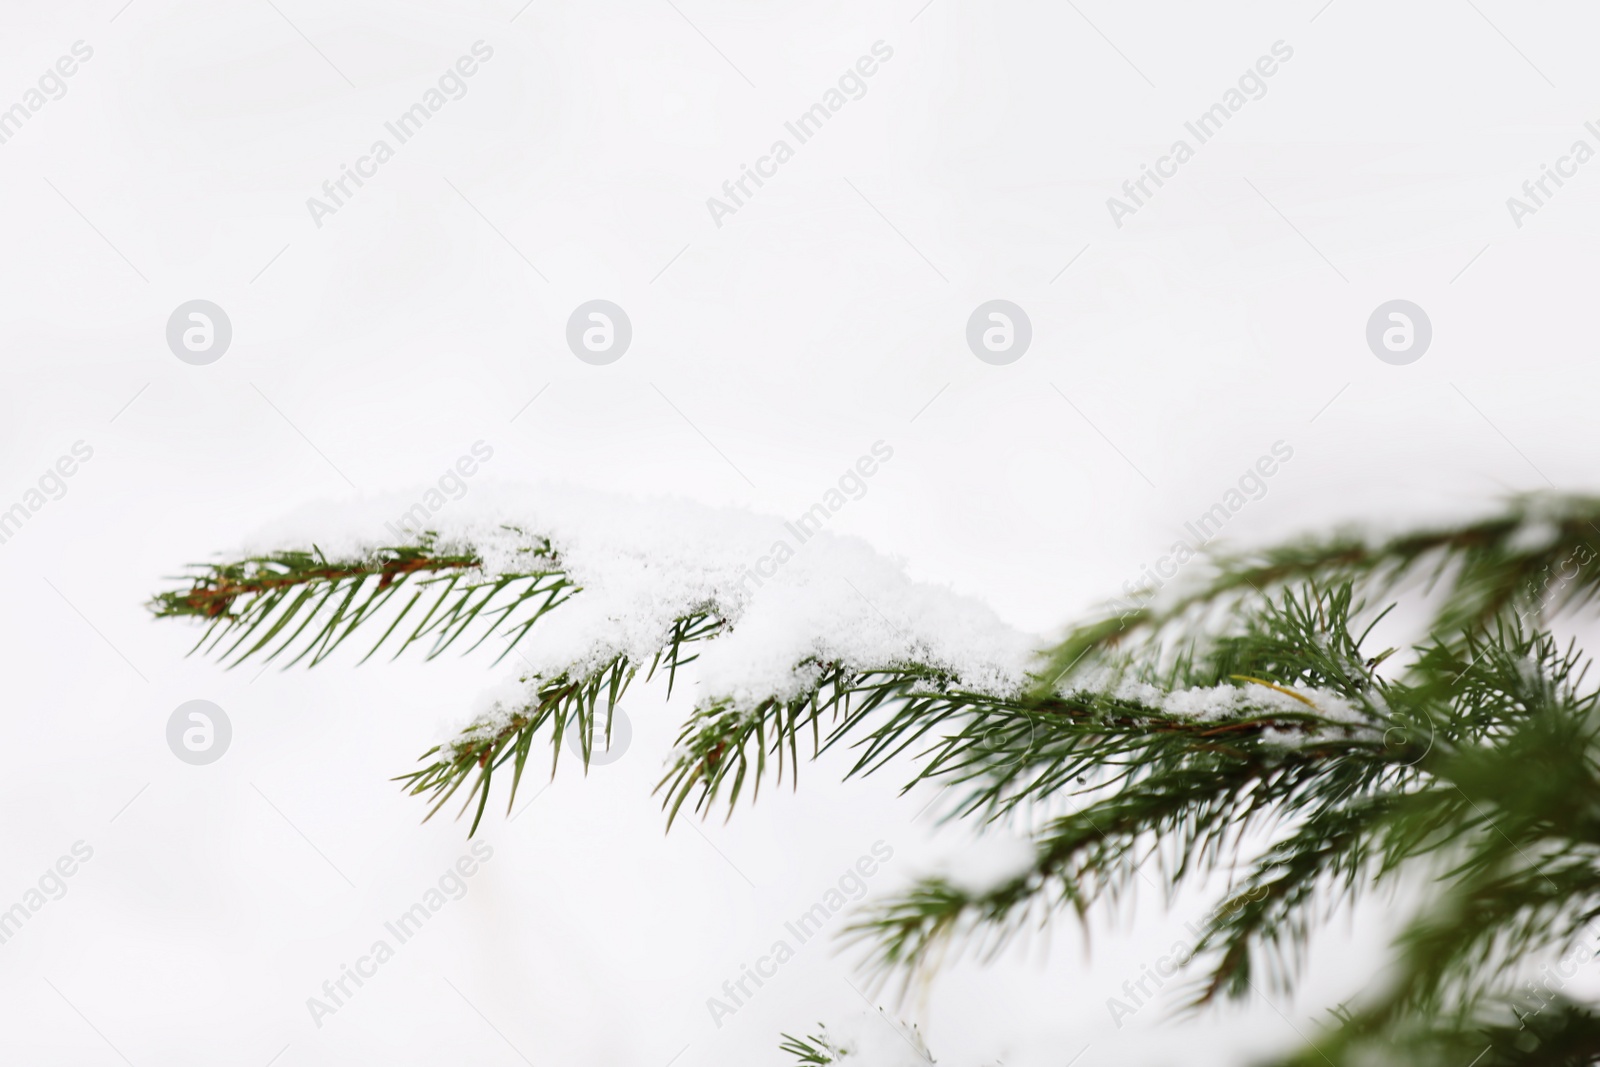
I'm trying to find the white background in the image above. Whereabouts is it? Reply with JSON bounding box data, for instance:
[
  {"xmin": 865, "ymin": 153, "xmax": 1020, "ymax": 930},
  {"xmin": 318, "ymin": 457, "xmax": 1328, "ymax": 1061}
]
[{"xmin": 1, "ymin": 0, "xmax": 1596, "ymax": 1063}]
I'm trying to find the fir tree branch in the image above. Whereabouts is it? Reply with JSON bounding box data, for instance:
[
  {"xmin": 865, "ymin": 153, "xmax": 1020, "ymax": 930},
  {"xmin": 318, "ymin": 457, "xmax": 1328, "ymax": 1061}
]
[
  {"xmin": 149, "ymin": 532, "xmax": 572, "ymax": 668},
  {"xmin": 1267, "ymin": 998, "xmax": 1600, "ymax": 1067},
  {"xmin": 779, "ymin": 1031, "xmax": 841, "ymax": 1065},
  {"xmin": 843, "ymin": 594, "xmax": 1600, "ymax": 1016},
  {"xmin": 657, "ymin": 663, "xmax": 970, "ymax": 827},
  {"xmin": 397, "ymin": 608, "xmax": 728, "ymax": 833},
  {"xmin": 151, "ymin": 494, "xmax": 1600, "ymax": 1066},
  {"xmin": 1034, "ymin": 495, "xmax": 1600, "ymax": 693}
]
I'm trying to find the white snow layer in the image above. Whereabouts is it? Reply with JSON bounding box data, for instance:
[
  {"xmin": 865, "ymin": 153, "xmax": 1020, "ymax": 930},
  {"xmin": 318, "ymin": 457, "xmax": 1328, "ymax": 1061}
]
[
  {"xmin": 927, "ymin": 834, "xmax": 1039, "ymax": 896},
  {"xmin": 809, "ymin": 1014, "xmax": 937, "ymax": 1065},
  {"xmin": 1066, "ymin": 671, "xmax": 1386, "ymax": 749},
  {"xmin": 1506, "ymin": 518, "xmax": 1562, "ymax": 554},
  {"xmin": 1098, "ymin": 678, "xmax": 1362, "ymax": 722},
  {"xmin": 242, "ymin": 485, "xmax": 1038, "ymax": 732},
  {"xmin": 811, "ymin": 1013, "xmax": 1006, "ymax": 1066}
]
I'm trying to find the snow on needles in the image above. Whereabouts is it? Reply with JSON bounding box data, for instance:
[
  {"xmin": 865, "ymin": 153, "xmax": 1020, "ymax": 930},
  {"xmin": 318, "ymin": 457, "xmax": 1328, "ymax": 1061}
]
[
  {"xmin": 804, "ymin": 1015, "xmax": 938, "ymax": 1066},
  {"xmin": 243, "ymin": 485, "xmax": 1038, "ymax": 735},
  {"xmin": 805, "ymin": 1013, "xmax": 1006, "ymax": 1067},
  {"xmin": 1066, "ymin": 670, "xmax": 1385, "ymax": 749}
]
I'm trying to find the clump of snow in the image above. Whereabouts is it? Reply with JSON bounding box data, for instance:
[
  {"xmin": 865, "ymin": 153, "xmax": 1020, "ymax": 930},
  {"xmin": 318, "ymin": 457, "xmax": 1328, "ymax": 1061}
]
[
  {"xmin": 1507, "ymin": 519, "xmax": 1562, "ymax": 554},
  {"xmin": 925, "ymin": 834, "xmax": 1037, "ymax": 896},
  {"xmin": 810, "ymin": 1013, "xmax": 1006, "ymax": 1067},
  {"xmin": 454, "ymin": 672, "xmax": 537, "ymax": 743},
  {"xmin": 238, "ymin": 484, "xmax": 1038, "ymax": 736},
  {"xmin": 808, "ymin": 1015, "xmax": 935, "ymax": 1066},
  {"xmin": 1517, "ymin": 654, "xmax": 1548, "ymax": 691},
  {"xmin": 1068, "ymin": 670, "xmax": 1367, "ymax": 722},
  {"xmin": 689, "ymin": 532, "xmax": 1029, "ymax": 707},
  {"xmin": 467, "ymin": 673, "xmax": 534, "ymax": 720},
  {"xmin": 1062, "ymin": 670, "xmax": 1387, "ymax": 751}
]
